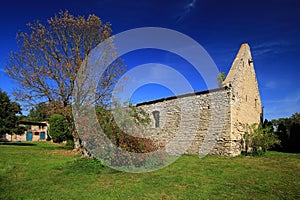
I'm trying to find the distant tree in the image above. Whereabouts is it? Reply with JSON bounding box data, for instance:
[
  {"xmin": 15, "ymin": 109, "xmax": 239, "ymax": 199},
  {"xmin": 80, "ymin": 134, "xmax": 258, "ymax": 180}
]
[
  {"xmin": 274, "ymin": 122, "xmax": 289, "ymax": 151},
  {"xmin": 289, "ymin": 123, "xmax": 300, "ymax": 152},
  {"xmin": 49, "ymin": 114, "xmax": 72, "ymax": 143},
  {"xmin": 289, "ymin": 112, "xmax": 300, "ymax": 152},
  {"xmin": 5, "ymin": 11, "xmax": 125, "ymax": 152},
  {"xmin": 271, "ymin": 113, "xmax": 300, "ymax": 153},
  {"xmin": 217, "ymin": 72, "xmax": 226, "ymax": 87},
  {"xmin": 0, "ymin": 89, "xmax": 24, "ymax": 137},
  {"xmin": 263, "ymin": 119, "xmax": 273, "ymax": 130},
  {"xmin": 28, "ymin": 102, "xmax": 50, "ymax": 122},
  {"xmin": 290, "ymin": 112, "xmax": 300, "ymax": 124}
]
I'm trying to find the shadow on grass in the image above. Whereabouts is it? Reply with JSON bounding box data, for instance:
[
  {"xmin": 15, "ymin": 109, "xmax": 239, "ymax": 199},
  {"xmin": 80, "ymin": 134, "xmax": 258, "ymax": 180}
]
[
  {"xmin": 0, "ymin": 142, "xmax": 70, "ymax": 150},
  {"xmin": 37, "ymin": 145, "xmax": 70, "ymax": 150},
  {"xmin": 0, "ymin": 142, "xmax": 37, "ymax": 146}
]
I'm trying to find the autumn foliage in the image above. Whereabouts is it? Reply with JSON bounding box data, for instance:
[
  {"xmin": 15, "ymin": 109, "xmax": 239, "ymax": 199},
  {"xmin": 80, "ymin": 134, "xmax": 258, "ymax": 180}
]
[
  {"xmin": 5, "ymin": 11, "xmax": 125, "ymax": 151},
  {"xmin": 74, "ymin": 106, "xmax": 167, "ymax": 168}
]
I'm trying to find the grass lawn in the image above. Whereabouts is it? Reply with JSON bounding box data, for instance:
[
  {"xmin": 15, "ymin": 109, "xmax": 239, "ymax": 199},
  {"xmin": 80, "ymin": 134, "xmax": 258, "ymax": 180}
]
[{"xmin": 0, "ymin": 142, "xmax": 299, "ymax": 200}]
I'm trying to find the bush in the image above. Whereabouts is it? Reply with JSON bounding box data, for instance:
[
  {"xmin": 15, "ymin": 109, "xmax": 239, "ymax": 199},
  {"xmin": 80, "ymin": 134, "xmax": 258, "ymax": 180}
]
[
  {"xmin": 95, "ymin": 106, "xmax": 167, "ymax": 168},
  {"xmin": 243, "ymin": 123, "xmax": 280, "ymax": 156},
  {"xmin": 66, "ymin": 139, "xmax": 74, "ymax": 149},
  {"xmin": 49, "ymin": 114, "xmax": 72, "ymax": 143}
]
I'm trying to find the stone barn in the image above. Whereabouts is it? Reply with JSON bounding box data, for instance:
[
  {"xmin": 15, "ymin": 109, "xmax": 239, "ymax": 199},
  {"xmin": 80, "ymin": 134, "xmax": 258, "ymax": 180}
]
[{"xmin": 137, "ymin": 43, "xmax": 262, "ymax": 157}]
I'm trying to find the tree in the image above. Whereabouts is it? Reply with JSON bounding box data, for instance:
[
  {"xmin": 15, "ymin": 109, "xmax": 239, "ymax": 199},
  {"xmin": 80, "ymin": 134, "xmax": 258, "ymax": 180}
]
[
  {"xmin": 290, "ymin": 112, "xmax": 300, "ymax": 124},
  {"xmin": 271, "ymin": 113, "xmax": 300, "ymax": 153},
  {"xmin": 217, "ymin": 72, "xmax": 226, "ymax": 87},
  {"xmin": 271, "ymin": 118, "xmax": 290, "ymax": 151},
  {"xmin": 273, "ymin": 122, "xmax": 289, "ymax": 151},
  {"xmin": 5, "ymin": 11, "xmax": 125, "ymax": 151},
  {"xmin": 289, "ymin": 112, "xmax": 300, "ymax": 152},
  {"xmin": 0, "ymin": 89, "xmax": 24, "ymax": 138},
  {"xmin": 27, "ymin": 102, "xmax": 50, "ymax": 122},
  {"xmin": 49, "ymin": 114, "xmax": 72, "ymax": 143}
]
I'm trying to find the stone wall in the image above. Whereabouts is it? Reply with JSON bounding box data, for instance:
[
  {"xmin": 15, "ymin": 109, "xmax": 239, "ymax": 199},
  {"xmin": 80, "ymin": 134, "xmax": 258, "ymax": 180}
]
[
  {"xmin": 137, "ymin": 87, "xmax": 233, "ymax": 156},
  {"xmin": 137, "ymin": 43, "xmax": 262, "ymax": 157}
]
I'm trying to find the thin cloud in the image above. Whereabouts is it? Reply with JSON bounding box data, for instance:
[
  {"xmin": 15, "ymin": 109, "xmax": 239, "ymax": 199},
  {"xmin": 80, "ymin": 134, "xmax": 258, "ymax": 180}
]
[
  {"xmin": 252, "ymin": 41, "xmax": 293, "ymax": 57},
  {"xmin": 0, "ymin": 67, "xmax": 6, "ymax": 75},
  {"xmin": 176, "ymin": 0, "xmax": 197, "ymax": 24},
  {"xmin": 263, "ymin": 91, "xmax": 300, "ymax": 119},
  {"xmin": 113, "ymin": 63, "xmax": 195, "ymax": 104},
  {"xmin": 263, "ymin": 80, "xmax": 278, "ymax": 89},
  {"xmin": 264, "ymin": 101, "xmax": 300, "ymax": 120}
]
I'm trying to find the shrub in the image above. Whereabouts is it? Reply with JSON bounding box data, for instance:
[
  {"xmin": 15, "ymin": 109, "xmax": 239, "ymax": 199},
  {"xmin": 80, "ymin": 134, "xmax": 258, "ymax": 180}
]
[
  {"xmin": 66, "ymin": 139, "xmax": 74, "ymax": 149},
  {"xmin": 95, "ymin": 106, "xmax": 167, "ymax": 168},
  {"xmin": 49, "ymin": 114, "xmax": 72, "ymax": 143},
  {"xmin": 243, "ymin": 123, "xmax": 280, "ymax": 155}
]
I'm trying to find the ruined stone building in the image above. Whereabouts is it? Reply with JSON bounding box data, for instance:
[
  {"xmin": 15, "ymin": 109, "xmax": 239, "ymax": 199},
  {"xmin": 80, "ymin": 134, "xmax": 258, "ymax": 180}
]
[{"xmin": 137, "ymin": 43, "xmax": 262, "ymax": 157}]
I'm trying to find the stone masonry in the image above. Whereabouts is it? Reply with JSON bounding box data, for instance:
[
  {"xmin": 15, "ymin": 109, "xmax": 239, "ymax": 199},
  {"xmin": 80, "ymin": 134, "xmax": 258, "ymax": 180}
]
[{"xmin": 137, "ymin": 43, "xmax": 262, "ymax": 157}]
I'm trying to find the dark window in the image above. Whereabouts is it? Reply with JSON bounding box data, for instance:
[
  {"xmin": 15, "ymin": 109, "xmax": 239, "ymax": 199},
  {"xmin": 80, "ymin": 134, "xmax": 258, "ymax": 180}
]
[
  {"xmin": 152, "ymin": 111, "xmax": 160, "ymax": 128},
  {"xmin": 248, "ymin": 58, "xmax": 253, "ymax": 65},
  {"xmin": 34, "ymin": 132, "xmax": 39, "ymax": 136}
]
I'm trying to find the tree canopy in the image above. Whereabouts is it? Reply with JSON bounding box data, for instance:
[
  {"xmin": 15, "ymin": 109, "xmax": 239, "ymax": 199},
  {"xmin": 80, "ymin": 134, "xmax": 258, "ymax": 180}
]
[
  {"xmin": 0, "ymin": 89, "xmax": 24, "ymax": 137},
  {"xmin": 217, "ymin": 72, "xmax": 226, "ymax": 87},
  {"xmin": 27, "ymin": 102, "xmax": 50, "ymax": 122},
  {"xmin": 271, "ymin": 112, "xmax": 300, "ymax": 153},
  {"xmin": 5, "ymin": 11, "xmax": 125, "ymax": 150}
]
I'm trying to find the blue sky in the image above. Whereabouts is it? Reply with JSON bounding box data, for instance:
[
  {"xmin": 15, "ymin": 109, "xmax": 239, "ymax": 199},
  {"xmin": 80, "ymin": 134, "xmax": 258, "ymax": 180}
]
[{"xmin": 0, "ymin": 0, "xmax": 299, "ymax": 120}]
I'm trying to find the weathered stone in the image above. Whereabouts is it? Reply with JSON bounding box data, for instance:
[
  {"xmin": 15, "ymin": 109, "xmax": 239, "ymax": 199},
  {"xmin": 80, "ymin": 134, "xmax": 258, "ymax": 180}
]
[{"xmin": 137, "ymin": 43, "xmax": 262, "ymax": 157}]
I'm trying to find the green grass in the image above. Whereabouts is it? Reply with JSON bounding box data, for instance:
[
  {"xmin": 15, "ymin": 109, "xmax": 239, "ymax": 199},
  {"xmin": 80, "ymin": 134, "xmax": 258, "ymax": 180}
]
[{"xmin": 0, "ymin": 142, "xmax": 299, "ymax": 199}]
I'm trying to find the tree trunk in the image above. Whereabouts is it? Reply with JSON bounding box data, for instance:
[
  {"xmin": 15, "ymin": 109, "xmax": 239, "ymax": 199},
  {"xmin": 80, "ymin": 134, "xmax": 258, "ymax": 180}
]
[
  {"xmin": 72, "ymin": 130, "xmax": 93, "ymax": 158},
  {"xmin": 81, "ymin": 146, "xmax": 92, "ymax": 158},
  {"xmin": 72, "ymin": 131, "xmax": 81, "ymax": 151}
]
